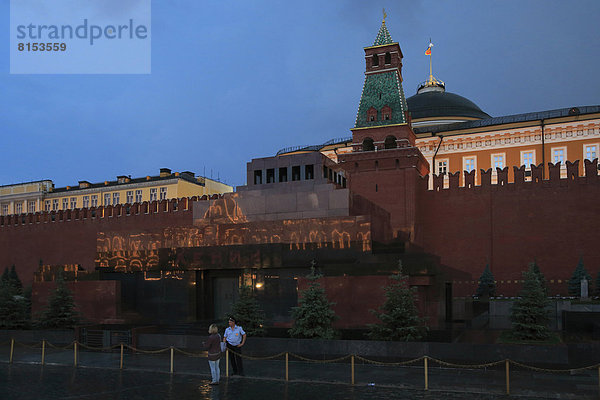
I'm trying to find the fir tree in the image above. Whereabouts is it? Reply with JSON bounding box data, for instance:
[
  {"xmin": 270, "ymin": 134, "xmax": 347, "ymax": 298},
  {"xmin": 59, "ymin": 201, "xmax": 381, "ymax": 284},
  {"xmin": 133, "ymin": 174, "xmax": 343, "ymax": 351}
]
[
  {"xmin": 1, "ymin": 267, "xmax": 9, "ymax": 285},
  {"xmin": 567, "ymin": 257, "xmax": 592, "ymax": 297},
  {"xmin": 368, "ymin": 263, "xmax": 427, "ymax": 341},
  {"xmin": 8, "ymin": 265, "xmax": 23, "ymax": 292},
  {"xmin": 530, "ymin": 260, "xmax": 548, "ymax": 296},
  {"xmin": 289, "ymin": 266, "xmax": 338, "ymax": 339},
  {"xmin": 0, "ymin": 267, "xmax": 29, "ymax": 329},
  {"xmin": 475, "ymin": 264, "xmax": 496, "ymax": 297},
  {"xmin": 510, "ymin": 265, "xmax": 551, "ymax": 341},
  {"xmin": 230, "ymin": 285, "xmax": 266, "ymax": 336},
  {"xmin": 35, "ymin": 275, "xmax": 79, "ymax": 329}
]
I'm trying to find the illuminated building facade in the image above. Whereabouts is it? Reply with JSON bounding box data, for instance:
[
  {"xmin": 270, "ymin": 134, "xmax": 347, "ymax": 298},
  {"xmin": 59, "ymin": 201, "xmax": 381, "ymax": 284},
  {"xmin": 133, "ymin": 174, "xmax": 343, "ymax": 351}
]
[{"xmin": 0, "ymin": 168, "xmax": 232, "ymax": 216}]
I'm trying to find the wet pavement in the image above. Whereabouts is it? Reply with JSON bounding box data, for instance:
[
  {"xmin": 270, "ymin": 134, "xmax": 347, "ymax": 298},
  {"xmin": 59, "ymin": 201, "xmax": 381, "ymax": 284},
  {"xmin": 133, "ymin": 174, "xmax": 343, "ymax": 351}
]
[{"xmin": 0, "ymin": 344, "xmax": 597, "ymax": 399}]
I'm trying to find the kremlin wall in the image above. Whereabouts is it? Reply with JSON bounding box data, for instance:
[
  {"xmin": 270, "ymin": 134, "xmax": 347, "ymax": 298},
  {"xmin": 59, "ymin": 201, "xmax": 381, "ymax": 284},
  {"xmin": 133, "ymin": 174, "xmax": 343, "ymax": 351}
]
[{"xmin": 1, "ymin": 20, "xmax": 599, "ymax": 330}]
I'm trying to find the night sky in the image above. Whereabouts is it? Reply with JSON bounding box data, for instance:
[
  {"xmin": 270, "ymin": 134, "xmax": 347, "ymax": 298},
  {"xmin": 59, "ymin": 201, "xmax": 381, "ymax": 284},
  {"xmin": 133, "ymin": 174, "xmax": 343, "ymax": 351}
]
[{"xmin": 1, "ymin": 1, "xmax": 599, "ymax": 188}]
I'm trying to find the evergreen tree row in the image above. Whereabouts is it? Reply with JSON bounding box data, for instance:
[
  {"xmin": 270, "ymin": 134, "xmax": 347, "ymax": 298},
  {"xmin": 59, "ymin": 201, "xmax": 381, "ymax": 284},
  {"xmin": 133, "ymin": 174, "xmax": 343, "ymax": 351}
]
[
  {"xmin": 228, "ymin": 261, "xmax": 426, "ymax": 341},
  {"xmin": 475, "ymin": 257, "xmax": 597, "ymax": 298},
  {"xmin": 0, "ymin": 266, "xmax": 79, "ymax": 329}
]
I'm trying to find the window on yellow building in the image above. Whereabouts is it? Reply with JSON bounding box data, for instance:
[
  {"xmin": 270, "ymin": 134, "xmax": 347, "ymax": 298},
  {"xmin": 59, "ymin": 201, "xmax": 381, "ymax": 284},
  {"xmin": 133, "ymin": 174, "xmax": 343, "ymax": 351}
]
[
  {"xmin": 15, "ymin": 202, "xmax": 23, "ymax": 214},
  {"xmin": 552, "ymin": 147, "xmax": 566, "ymax": 164},
  {"xmin": 112, "ymin": 193, "xmax": 120, "ymax": 205},
  {"xmin": 83, "ymin": 196, "xmax": 89, "ymax": 208},
  {"xmin": 70, "ymin": 197, "xmax": 77, "ymax": 209},
  {"xmin": 521, "ymin": 150, "xmax": 535, "ymax": 168},
  {"xmin": 62, "ymin": 198, "xmax": 68, "ymax": 210},
  {"xmin": 150, "ymin": 188, "xmax": 157, "ymax": 201},
  {"xmin": 492, "ymin": 154, "xmax": 505, "ymax": 169},
  {"xmin": 52, "ymin": 199, "xmax": 59, "ymax": 211},
  {"xmin": 44, "ymin": 200, "xmax": 51, "ymax": 212},
  {"xmin": 585, "ymin": 144, "xmax": 598, "ymax": 161},
  {"xmin": 2, "ymin": 204, "xmax": 9, "ymax": 216},
  {"xmin": 91, "ymin": 195, "xmax": 98, "ymax": 207},
  {"xmin": 159, "ymin": 187, "xmax": 167, "ymax": 200},
  {"xmin": 437, "ymin": 159, "xmax": 448, "ymax": 175},
  {"xmin": 135, "ymin": 190, "xmax": 142, "ymax": 203},
  {"xmin": 28, "ymin": 202, "xmax": 36, "ymax": 213},
  {"xmin": 104, "ymin": 193, "xmax": 111, "ymax": 206},
  {"xmin": 127, "ymin": 191, "xmax": 134, "ymax": 204},
  {"xmin": 464, "ymin": 157, "xmax": 476, "ymax": 173}
]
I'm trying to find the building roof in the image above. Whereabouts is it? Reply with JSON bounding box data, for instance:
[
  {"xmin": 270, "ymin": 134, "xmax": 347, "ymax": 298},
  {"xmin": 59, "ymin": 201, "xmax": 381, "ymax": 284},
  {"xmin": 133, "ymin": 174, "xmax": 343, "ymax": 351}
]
[
  {"xmin": 413, "ymin": 105, "xmax": 600, "ymax": 135},
  {"xmin": 51, "ymin": 172, "xmax": 206, "ymax": 194},
  {"xmin": 276, "ymin": 137, "xmax": 352, "ymax": 156},
  {"xmin": 407, "ymin": 90, "xmax": 491, "ymax": 121},
  {"xmin": 373, "ymin": 21, "xmax": 393, "ymax": 46}
]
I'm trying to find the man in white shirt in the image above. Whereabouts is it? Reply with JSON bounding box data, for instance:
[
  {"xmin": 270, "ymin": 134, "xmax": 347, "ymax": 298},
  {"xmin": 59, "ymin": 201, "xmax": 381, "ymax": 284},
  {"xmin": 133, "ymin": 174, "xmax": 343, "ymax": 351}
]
[{"xmin": 223, "ymin": 316, "xmax": 246, "ymax": 376}]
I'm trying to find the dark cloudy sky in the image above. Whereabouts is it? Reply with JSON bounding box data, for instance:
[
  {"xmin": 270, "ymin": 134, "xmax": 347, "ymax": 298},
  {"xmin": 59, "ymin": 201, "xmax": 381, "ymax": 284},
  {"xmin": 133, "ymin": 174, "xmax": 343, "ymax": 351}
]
[{"xmin": 1, "ymin": 0, "xmax": 599, "ymax": 188}]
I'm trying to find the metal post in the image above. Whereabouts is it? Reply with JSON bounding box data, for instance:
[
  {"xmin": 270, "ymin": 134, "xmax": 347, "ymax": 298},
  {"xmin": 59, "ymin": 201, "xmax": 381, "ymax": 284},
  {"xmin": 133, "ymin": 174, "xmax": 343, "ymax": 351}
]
[
  {"xmin": 120, "ymin": 343, "xmax": 124, "ymax": 369},
  {"xmin": 285, "ymin": 352, "xmax": 289, "ymax": 381},
  {"xmin": 424, "ymin": 356, "xmax": 429, "ymax": 391},
  {"xmin": 226, "ymin": 349, "xmax": 229, "ymax": 377},
  {"xmin": 170, "ymin": 347, "xmax": 174, "ymax": 374},
  {"xmin": 351, "ymin": 355, "xmax": 355, "ymax": 385},
  {"xmin": 505, "ymin": 359, "xmax": 510, "ymax": 395},
  {"xmin": 9, "ymin": 338, "xmax": 14, "ymax": 363},
  {"xmin": 74, "ymin": 342, "xmax": 78, "ymax": 367},
  {"xmin": 41, "ymin": 340, "xmax": 45, "ymax": 365}
]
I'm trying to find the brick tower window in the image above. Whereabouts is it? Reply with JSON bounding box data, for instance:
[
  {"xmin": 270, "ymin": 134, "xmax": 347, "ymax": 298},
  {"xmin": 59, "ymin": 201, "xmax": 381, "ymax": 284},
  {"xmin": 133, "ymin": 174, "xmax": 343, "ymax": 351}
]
[
  {"xmin": 371, "ymin": 54, "xmax": 379, "ymax": 67},
  {"xmin": 385, "ymin": 52, "xmax": 391, "ymax": 65},
  {"xmin": 384, "ymin": 135, "xmax": 397, "ymax": 149},
  {"xmin": 362, "ymin": 138, "xmax": 375, "ymax": 152},
  {"xmin": 367, "ymin": 107, "xmax": 378, "ymax": 122}
]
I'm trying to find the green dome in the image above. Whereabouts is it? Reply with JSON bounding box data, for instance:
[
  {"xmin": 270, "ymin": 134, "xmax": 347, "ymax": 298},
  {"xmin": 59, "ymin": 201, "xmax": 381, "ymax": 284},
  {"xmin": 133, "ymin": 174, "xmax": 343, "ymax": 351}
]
[{"xmin": 407, "ymin": 90, "xmax": 490, "ymax": 121}]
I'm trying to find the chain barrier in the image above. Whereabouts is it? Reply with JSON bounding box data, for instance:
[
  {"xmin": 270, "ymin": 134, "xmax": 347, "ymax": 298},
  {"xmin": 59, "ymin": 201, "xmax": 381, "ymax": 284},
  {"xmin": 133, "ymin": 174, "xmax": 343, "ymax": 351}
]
[
  {"xmin": 509, "ymin": 359, "xmax": 600, "ymax": 374},
  {"xmin": 4, "ymin": 338, "xmax": 600, "ymax": 382},
  {"xmin": 46, "ymin": 341, "xmax": 75, "ymax": 350},
  {"xmin": 228, "ymin": 348, "xmax": 286, "ymax": 361},
  {"xmin": 76, "ymin": 342, "xmax": 121, "ymax": 351},
  {"xmin": 289, "ymin": 353, "xmax": 351, "ymax": 363},
  {"xmin": 125, "ymin": 344, "xmax": 170, "ymax": 354},
  {"xmin": 355, "ymin": 355, "xmax": 425, "ymax": 366},
  {"xmin": 428, "ymin": 357, "xmax": 506, "ymax": 369},
  {"xmin": 13, "ymin": 340, "xmax": 42, "ymax": 349},
  {"xmin": 173, "ymin": 348, "xmax": 206, "ymax": 357}
]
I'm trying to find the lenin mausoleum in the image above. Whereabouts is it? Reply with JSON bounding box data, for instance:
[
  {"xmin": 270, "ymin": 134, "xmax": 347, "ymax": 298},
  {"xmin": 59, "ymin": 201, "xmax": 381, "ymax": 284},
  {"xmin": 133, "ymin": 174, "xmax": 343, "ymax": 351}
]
[{"xmin": 1, "ymin": 20, "xmax": 599, "ymax": 331}]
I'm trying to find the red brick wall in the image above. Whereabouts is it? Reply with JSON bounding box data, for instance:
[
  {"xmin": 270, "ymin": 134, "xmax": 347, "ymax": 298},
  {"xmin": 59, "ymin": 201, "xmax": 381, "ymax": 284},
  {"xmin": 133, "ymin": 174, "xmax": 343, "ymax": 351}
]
[
  {"xmin": 415, "ymin": 167, "xmax": 600, "ymax": 297},
  {"xmin": 298, "ymin": 275, "xmax": 441, "ymax": 329},
  {"xmin": 0, "ymin": 200, "xmax": 194, "ymax": 285},
  {"xmin": 32, "ymin": 280, "xmax": 121, "ymax": 324},
  {"xmin": 341, "ymin": 147, "xmax": 429, "ymax": 238}
]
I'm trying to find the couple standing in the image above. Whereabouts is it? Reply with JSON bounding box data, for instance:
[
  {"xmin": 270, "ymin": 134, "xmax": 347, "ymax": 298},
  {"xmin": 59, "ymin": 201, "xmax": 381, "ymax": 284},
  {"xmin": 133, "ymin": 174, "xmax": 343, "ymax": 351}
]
[{"xmin": 204, "ymin": 317, "xmax": 246, "ymax": 385}]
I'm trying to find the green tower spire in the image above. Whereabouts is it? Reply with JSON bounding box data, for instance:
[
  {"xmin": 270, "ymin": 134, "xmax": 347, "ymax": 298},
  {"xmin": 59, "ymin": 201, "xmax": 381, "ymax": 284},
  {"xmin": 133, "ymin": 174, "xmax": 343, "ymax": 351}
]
[
  {"xmin": 354, "ymin": 21, "xmax": 408, "ymax": 129},
  {"xmin": 373, "ymin": 21, "xmax": 393, "ymax": 46}
]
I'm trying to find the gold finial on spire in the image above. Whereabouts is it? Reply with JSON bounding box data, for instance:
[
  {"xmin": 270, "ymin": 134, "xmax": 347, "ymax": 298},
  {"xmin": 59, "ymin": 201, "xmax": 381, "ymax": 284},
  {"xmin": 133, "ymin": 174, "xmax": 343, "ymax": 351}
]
[{"xmin": 382, "ymin": 8, "xmax": 387, "ymax": 23}]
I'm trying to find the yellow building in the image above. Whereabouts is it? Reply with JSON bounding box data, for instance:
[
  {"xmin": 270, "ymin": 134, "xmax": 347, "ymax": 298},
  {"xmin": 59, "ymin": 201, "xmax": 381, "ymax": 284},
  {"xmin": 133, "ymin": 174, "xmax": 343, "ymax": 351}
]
[{"xmin": 0, "ymin": 168, "xmax": 232, "ymax": 216}]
